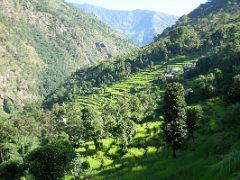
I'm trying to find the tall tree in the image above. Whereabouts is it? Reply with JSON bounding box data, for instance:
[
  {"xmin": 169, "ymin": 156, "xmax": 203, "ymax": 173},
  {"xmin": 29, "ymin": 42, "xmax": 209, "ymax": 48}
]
[
  {"xmin": 81, "ymin": 108, "xmax": 104, "ymax": 149},
  {"xmin": 162, "ymin": 82, "xmax": 187, "ymax": 158},
  {"xmin": 186, "ymin": 106, "xmax": 203, "ymax": 142}
]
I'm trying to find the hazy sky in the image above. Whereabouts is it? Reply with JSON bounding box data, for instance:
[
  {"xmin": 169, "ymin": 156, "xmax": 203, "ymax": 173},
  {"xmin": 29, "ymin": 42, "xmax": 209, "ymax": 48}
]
[{"xmin": 65, "ymin": 0, "xmax": 207, "ymax": 16}]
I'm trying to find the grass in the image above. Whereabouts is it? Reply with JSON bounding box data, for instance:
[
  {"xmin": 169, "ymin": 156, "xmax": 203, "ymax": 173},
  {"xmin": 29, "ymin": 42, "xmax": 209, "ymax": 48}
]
[
  {"xmin": 69, "ymin": 121, "xmax": 161, "ymax": 178},
  {"xmin": 64, "ymin": 54, "xmax": 239, "ymax": 179},
  {"xmin": 67, "ymin": 55, "xmax": 197, "ymax": 111},
  {"xmin": 65, "ymin": 98, "xmax": 240, "ymax": 180}
]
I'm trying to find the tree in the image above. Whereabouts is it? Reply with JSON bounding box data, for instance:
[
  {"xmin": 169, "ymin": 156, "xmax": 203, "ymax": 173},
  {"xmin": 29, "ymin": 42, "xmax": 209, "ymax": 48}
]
[
  {"xmin": 186, "ymin": 106, "xmax": 203, "ymax": 142},
  {"xmin": 81, "ymin": 108, "xmax": 104, "ymax": 149},
  {"xmin": 222, "ymin": 103, "xmax": 240, "ymax": 135},
  {"xmin": 101, "ymin": 101, "xmax": 136, "ymax": 153},
  {"xmin": 115, "ymin": 118, "xmax": 136, "ymax": 153},
  {"xmin": 25, "ymin": 140, "xmax": 76, "ymax": 180},
  {"xmin": 162, "ymin": 83, "xmax": 187, "ymax": 158},
  {"xmin": 194, "ymin": 73, "xmax": 215, "ymax": 99},
  {"xmin": 0, "ymin": 119, "xmax": 16, "ymax": 163},
  {"xmin": 65, "ymin": 108, "xmax": 84, "ymax": 147},
  {"xmin": 0, "ymin": 159, "xmax": 24, "ymax": 180},
  {"xmin": 227, "ymin": 74, "xmax": 240, "ymax": 103},
  {"xmin": 168, "ymin": 26, "xmax": 201, "ymax": 54}
]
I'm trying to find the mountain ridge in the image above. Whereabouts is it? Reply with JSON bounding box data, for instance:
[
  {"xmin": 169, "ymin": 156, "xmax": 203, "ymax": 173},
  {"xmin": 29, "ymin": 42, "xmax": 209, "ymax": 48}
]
[
  {"xmin": 1, "ymin": 0, "xmax": 240, "ymax": 180},
  {"xmin": 72, "ymin": 3, "xmax": 178, "ymax": 46},
  {"xmin": 0, "ymin": 0, "xmax": 137, "ymax": 109}
]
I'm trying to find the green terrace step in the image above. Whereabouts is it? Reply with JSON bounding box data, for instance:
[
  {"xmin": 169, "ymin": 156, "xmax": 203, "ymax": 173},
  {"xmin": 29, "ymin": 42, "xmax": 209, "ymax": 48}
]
[
  {"xmin": 69, "ymin": 55, "xmax": 195, "ymax": 110},
  {"xmin": 76, "ymin": 99, "xmax": 100, "ymax": 106}
]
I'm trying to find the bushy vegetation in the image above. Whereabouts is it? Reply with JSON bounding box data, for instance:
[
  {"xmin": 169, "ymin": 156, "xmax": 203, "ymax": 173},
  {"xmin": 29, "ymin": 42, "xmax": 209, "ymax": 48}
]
[
  {"xmin": 45, "ymin": 0, "xmax": 240, "ymax": 109},
  {"xmin": 0, "ymin": 0, "xmax": 136, "ymax": 108},
  {"xmin": 1, "ymin": 0, "xmax": 240, "ymax": 179},
  {"xmin": 25, "ymin": 140, "xmax": 76, "ymax": 180}
]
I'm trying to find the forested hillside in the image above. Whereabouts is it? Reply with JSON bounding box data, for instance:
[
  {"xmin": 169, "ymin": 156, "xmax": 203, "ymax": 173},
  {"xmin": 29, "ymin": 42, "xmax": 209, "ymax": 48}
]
[
  {"xmin": 46, "ymin": 0, "xmax": 240, "ymax": 108},
  {"xmin": 43, "ymin": 0, "xmax": 240, "ymax": 179},
  {"xmin": 0, "ymin": 0, "xmax": 136, "ymax": 109},
  {"xmin": 1, "ymin": 0, "xmax": 240, "ymax": 179},
  {"xmin": 74, "ymin": 3, "xmax": 178, "ymax": 46}
]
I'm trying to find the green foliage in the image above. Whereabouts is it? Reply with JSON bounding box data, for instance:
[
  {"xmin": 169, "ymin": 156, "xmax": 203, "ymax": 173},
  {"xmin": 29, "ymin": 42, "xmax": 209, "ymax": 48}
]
[
  {"xmin": 82, "ymin": 108, "xmax": 104, "ymax": 149},
  {"xmin": 65, "ymin": 108, "xmax": 83, "ymax": 147},
  {"xmin": 25, "ymin": 140, "xmax": 76, "ymax": 180},
  {"xmin": 0, "ymin": 159, "xmax": 24, "ymax": 180},
  {"xmin": 186, "ymin": 106, "xmax": 203, "ymax": 142},
  {"xmin": 88, "ymin": 99, "xmax": 239, "ymax": 180},
  {"xmin": 226, "ymin": 75, "xmax": 240, "ymax": 103},
  {"xmin": 193, "ymin": 73, "xmax": 216, "ymax": 99},
  {"xmin": 46, "ymin": 0, "xmax": 240, "ymax": 109},
  {"xmin": 222, "ymin": 103, "xmax": 240, "ymax": 134},
  {"xmin": 114, "ymin": 118, "xmax": 136, "ymax": 153},
  {"xmin": 1, "ymin": 0, "xmax": 240, "ymax": 179},
  {"xmin": 196, "ymin": 44, "xmax": 240, "ymax": 75},
  {"xmin": 0, "ymin": 103, "xmax": 60, "ymax": 178},
  {"xmin": 212, "ymin": 150, "xmax": 240, "ymax": 177},
  {"xmin": 0, "ymin": 0, "xmax": 136, "ymax": 105},
  {"xmin": 162, "ymin": 83, "xmax": 187, "ymax": 157},
  {"xmin": 3, "ymin": 99, "xmax": 15, "ymax": 114},
  {"xmin": 167, "ymin": 26, "xmax": 201, "ymax": 54}
]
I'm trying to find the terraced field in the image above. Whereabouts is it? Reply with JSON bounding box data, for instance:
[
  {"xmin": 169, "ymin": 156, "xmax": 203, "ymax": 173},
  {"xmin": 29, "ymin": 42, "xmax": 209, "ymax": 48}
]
[
  {"xmin": 65, "ymin": 98, "xmax": 239, "ymax": 180},
  {"xmin": 69, "ymin": 55, "xmax": 197, "ymax": 110},
  {"xmin": 65, "ymin": 121, "xmax": 162, "ymax": 179}
]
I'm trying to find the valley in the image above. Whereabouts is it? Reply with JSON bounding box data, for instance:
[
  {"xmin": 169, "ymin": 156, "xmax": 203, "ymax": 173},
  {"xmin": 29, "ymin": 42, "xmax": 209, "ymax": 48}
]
[
  {"xmin": 0, "ymin": 0, "xmax": 240, "ymax": 180},
  {"xmin": 0, "ymin": 0, "xmax": 136, "ymax": 108}
]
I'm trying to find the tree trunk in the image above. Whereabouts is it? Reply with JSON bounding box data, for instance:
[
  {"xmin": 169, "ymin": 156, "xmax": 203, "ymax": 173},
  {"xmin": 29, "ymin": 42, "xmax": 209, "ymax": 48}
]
[
  {"xmin": 172, "ymin": 144, "xmax": 176, "ymax": 158},
  {"xmin": 191, "ymin": 132, "xmax": 195, "ymax": 143},
  {"xmin": 93, "ymin": 139, "xmax": 99, "ymax": 150},
  {"xmin": 0, "ymin": 150, "xmax": 4, "ymax": 163}
]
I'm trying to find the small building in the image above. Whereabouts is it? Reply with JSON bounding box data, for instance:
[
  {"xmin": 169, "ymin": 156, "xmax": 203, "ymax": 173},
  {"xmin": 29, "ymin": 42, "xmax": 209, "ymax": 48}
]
[
  {"xmin": 171, "ymin": 67, "xmax": 182, "ymax": 72},
  {"xmin": 165, "ymin": 73, "xmax": 174, "ymax": 80},
  {"xmin": 57, "ymin": 117, "xmax": 68, "ymax": 128}
]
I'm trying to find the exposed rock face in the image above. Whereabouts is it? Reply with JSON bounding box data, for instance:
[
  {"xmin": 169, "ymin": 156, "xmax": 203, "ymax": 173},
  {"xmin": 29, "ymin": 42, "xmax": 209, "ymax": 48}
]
[{"xmin": 0, "ymin": 0, "xmax": 137, "ymax": 110}]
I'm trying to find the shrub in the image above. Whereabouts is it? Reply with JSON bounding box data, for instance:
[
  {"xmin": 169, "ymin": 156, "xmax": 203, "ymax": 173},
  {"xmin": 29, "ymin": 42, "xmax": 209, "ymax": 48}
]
[
  {"xmin": 25, "ymin": 140, "xmax": 76, "ymax": 180},
  {"xmin": 0, "ymin": 159, "xmax": 24, "ymax": 180},
  {"xmin": 222, "ymin": 103, "xmax": 240, "ymax": 134}
]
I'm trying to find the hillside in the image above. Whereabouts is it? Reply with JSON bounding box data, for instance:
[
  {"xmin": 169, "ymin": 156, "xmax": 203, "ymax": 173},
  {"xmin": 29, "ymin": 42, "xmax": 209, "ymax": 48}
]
[
  {"xmin": 0, "ymin": 0, "xmax": 136, "ymax": 109},
  {"xmin": 72, "ymin": 3, "xmax": 178, "ymax": 46},
  {"xmin": 1, "ymin": 0, "xmax": 240, "ymax": 179},
  {"xmin": 46, "ymin": 0, "xmax": 240, "ymax": 109},
  {"xmin": 43, "ymin": 0, "xmax": 240, "ymax": 179},
  {"xmin": 64, "ymin": 98, "xmax": 236, "ymax": 180}
]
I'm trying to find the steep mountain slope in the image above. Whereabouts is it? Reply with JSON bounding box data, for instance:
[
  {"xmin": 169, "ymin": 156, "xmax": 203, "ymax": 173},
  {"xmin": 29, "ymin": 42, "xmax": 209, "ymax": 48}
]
[
  {"xmin": 44, "ymin": 1, "xmax": 240, "ymax": 178},
  {"xmin": 0, "ymin": 0, "xmax": 136, "ymax": 108},
  {"xmin": 1, "ymin": 0, "xmax": 240, "ymax": 179},
  {"xmin": 72, "ymin": 3, "xmax": 178, "ymax": 46},
  {"xmin": 46, "ymin": 0, "xmax": 240, "ymax": 109}
]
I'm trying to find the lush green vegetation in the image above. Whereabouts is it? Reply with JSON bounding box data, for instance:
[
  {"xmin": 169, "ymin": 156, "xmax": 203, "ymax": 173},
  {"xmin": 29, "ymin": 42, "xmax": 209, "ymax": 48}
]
[
  {"xmin": 1, "ymin": 0, "xmax": 240, "ymax": 179},
  {"xmin": 63, "ymin": 99, "xmax": 240, "ymax": 180},
  {"xmin": 0, "ymin": 0, "xmax": 136, "ymax": 111}
]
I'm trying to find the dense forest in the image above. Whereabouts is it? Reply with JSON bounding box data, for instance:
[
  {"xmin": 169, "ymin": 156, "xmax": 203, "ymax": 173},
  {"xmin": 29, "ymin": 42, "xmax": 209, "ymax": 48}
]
[{"xmin": 1, "ymin": 0, "xmax": 240, "ymax": 179}]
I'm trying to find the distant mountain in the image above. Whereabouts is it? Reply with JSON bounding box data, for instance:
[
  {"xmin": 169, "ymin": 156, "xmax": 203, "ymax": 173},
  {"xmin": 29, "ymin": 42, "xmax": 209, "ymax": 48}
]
[
  {"xmin": 73, "ymin": 3, "xmax": 179, "ymax": 46},
  {"xmin": 0, "ymin": 0, "xmax": 136, "ymax": 108}
]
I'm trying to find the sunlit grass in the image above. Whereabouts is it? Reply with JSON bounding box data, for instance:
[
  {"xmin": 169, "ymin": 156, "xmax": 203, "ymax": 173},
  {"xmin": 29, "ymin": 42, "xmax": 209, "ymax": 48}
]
[
  {"xmin": 68, "ymin": 55, "xmax": 195, "ymax": 111},
  {"xmin": 65, "ymin": 95, "xmax": 240, "ymax": 180}
]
